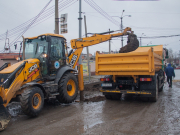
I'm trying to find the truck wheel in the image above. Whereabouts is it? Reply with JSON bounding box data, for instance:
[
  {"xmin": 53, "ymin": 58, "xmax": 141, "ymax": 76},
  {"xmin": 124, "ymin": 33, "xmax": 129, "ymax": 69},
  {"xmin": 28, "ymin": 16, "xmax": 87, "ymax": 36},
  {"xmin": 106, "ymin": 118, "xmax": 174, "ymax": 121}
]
[
  {"xmin": 56, "ymin": 73, "xmax": 78, "ymax": 103},
  {"xmin": 111, "ymin": 93, "xmax": 122, "ymax": 100},
  {"xmin": 20, "ymin": 87, "xmax": 44, "ymax": 117},
  {"xmin": 159, "ymin": 85, "xmax": 163, "ymax": 92},
  {"xmin": 150, "ymin": 78, "xmax": 158, "ymax": 102}
]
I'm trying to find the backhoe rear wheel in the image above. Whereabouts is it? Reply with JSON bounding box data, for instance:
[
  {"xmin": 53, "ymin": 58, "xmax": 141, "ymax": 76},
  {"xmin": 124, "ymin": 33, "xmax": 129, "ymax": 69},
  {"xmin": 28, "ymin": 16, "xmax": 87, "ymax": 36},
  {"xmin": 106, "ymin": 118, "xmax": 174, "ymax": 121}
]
[
  {"xmin": 20, "ymin": 87, "xmax": 44, "ymax": 117},
  {"xmin": 56, "ymin": 73, "xmax": 78, "ymax": 103}
]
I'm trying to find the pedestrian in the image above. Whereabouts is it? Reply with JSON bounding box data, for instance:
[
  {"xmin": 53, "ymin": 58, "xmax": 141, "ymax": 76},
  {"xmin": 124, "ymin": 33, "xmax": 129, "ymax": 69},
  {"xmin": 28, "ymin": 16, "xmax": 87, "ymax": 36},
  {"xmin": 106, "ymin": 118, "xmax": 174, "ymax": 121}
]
[{"xmin": 165, "ymin": 63, "xmax": 175, "ymax": 88}]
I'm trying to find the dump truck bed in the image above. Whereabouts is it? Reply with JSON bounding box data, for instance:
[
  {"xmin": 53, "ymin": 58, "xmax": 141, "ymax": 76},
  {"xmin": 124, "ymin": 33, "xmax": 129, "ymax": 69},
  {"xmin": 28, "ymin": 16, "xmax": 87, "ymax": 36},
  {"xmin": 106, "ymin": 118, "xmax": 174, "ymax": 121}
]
[{"xmin": 95, "ymin": 45, "xmax": 163, "ymax": 76}]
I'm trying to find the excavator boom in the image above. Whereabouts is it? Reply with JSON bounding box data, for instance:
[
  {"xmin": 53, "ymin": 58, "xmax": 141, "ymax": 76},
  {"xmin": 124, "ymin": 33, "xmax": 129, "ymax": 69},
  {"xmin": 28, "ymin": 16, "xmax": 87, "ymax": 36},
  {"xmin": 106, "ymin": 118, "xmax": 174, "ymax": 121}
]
[
  {"xmin": 70, "ymin": 27, "xmax": 132, "ymax": 49},
  {"xmin": 69, "ymin": 27, "xmax": 132, "ymax": 69}
]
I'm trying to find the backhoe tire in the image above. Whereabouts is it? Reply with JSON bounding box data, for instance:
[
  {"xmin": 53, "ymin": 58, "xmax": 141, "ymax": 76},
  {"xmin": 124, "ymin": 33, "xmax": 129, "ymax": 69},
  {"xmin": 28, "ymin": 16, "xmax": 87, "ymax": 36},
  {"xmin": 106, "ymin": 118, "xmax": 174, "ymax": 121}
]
[
  {"xmin": 20, "ymin": 87, "xmax": 44, "ymax": 117},
  {"xmin": 159, "ymin": 85, "xmax": 163, "ymax": 92},
  {"xmin": 56, "ymin": 73, "xmax": 78, "ymax": 103}
]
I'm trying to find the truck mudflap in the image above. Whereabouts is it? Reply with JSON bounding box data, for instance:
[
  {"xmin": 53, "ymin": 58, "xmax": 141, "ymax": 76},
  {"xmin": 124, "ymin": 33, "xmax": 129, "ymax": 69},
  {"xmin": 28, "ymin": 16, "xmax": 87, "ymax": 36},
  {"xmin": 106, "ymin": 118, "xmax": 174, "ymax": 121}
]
[
  {"xmin": 100, "ymin": 90, "xmax": 152, "ymax": 95},
  {"xmin": 0, "ymin": 105, "xmax": 11, "ymax": 131}
]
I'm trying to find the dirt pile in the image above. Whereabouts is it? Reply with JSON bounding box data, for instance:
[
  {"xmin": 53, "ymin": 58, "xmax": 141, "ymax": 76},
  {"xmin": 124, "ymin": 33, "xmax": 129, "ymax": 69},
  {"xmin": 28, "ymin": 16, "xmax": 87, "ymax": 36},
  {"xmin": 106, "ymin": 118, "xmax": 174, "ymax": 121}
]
[
  {"xmin": 119, "ymin": 33, "xmax": 139, "ymax": 53},
  {"xmin": 84, "ymin": 82, "xmax": 101, "ymax": 91}
]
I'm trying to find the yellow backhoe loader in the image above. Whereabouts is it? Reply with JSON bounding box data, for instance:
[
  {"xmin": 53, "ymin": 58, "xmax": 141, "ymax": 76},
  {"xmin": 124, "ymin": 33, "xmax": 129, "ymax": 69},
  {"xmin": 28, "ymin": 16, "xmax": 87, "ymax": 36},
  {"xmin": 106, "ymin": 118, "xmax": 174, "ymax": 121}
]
[{"xmin": 0, "ymin": 27, "xmax": 133, "ymax": 131}]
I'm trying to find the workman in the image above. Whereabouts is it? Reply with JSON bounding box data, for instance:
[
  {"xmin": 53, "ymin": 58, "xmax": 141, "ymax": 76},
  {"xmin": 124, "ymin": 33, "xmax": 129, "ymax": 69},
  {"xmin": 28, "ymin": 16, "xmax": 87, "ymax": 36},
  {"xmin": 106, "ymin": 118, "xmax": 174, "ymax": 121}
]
[{"xmin": 165, "ymin": 63, "xmax": 175, "ymax": 88}]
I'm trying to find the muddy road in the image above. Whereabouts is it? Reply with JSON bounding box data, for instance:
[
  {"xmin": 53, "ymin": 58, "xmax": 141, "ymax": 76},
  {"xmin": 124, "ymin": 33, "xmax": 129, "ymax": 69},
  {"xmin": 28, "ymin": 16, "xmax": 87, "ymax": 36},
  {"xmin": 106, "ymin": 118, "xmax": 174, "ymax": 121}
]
[{"xmin": 1, "ymin": 73, "xmax": 180, "ymax": 135}]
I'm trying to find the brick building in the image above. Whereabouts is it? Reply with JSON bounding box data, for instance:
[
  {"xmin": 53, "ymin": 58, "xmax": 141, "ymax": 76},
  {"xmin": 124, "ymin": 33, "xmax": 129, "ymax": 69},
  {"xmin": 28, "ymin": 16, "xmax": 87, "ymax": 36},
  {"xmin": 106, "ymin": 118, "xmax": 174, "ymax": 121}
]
[{"xmin": 0, "ymin": 53, "xmax": 21, "ymax": 67}]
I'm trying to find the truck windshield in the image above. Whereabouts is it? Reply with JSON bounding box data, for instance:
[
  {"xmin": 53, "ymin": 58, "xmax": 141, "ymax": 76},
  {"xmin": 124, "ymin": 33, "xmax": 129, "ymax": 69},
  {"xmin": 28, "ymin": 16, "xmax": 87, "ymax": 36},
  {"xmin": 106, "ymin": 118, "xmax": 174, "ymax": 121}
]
[{"xmin": 25, "ymin": 39, "xmax": 48, "ymax": 59}]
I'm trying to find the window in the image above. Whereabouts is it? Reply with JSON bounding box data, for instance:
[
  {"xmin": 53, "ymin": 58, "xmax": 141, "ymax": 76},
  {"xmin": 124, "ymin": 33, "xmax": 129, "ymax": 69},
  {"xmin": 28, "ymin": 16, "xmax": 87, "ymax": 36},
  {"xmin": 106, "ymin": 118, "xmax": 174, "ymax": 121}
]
[{"xmin": 50, "ymin": 37, "xmax": 64, "ymax": 60}]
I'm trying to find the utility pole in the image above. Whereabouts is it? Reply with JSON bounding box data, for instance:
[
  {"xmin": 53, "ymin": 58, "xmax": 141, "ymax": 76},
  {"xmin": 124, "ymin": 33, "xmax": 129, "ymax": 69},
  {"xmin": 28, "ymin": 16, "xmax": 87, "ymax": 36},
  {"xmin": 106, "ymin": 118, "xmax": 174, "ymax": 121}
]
[
  {"xmin": 78, "ymin": 0, "xmax": 84, "ymax": 101},
  {"xmin": 55, "ymin": 0, "xmax": 59, "ymax": 34},
  {"xmin": 140, "ymin": 37, "xmax": 142, "ymax": 46},
  {"xmin": 78, "ymin": 0, "xmax": 82, "ymax": 65},
  {"xmin": 84, "ymin": 15, "xmax": 91, "ymax": 82},
  {"xmin": 109, "ymin": 29, "xmax": 111, "ymax": 53}
]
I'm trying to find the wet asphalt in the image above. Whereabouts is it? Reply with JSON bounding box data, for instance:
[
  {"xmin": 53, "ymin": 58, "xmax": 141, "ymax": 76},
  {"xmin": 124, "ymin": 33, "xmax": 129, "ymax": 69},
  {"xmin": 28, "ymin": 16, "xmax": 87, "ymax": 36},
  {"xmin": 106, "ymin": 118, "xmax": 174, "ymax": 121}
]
[{"xmin": 1, "ymin": 70, "xmax": 180, "ymax": 135}]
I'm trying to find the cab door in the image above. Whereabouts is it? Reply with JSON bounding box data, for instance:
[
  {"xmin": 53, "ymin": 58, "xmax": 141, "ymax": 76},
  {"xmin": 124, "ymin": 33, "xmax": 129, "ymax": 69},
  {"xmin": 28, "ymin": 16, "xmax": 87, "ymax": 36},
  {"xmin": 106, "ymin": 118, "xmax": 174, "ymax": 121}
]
[{"xmin": 49, "ymin": 36, "xmax": 66, "ymax": 76}]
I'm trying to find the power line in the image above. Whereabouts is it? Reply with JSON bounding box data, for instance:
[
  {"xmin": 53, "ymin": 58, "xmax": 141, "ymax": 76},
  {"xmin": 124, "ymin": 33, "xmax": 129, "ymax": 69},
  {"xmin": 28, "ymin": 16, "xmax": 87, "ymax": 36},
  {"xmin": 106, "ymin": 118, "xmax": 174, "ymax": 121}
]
[
  {"xmin": 0, "ymin": 0, "xmax": 53, "ymax": 53},
  {"xmin": 9, "ymin": 0, "xmax": 53, "ymax": 46},
  {"xmin": 84, "ymin": 0, "xmax": 120, "ymax": 27},
  {"xmin": 0, "ymin": 0, "xmax": 68, "ymax": 40},
  {"xmin": 82, "ymin": 11, "xmax": 180, "ymax": 14},
  {"xmin": 138, "ymin": 34, "xmax": 180, "ymax": 39},
  {"xmin": 0, "ymin": 0, "xmax": 77, "ymax": 53},
  {"xmin": 0, "ymin": 0, "xmax": 74, "ymax": 41}
]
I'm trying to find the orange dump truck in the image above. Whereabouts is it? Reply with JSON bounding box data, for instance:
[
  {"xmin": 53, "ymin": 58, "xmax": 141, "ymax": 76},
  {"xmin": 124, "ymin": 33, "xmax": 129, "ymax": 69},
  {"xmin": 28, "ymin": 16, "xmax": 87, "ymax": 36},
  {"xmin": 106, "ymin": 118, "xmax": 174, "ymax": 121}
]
[{"xmin": 96, "ymin": 45, "xmax": 168, "ymax": 101}]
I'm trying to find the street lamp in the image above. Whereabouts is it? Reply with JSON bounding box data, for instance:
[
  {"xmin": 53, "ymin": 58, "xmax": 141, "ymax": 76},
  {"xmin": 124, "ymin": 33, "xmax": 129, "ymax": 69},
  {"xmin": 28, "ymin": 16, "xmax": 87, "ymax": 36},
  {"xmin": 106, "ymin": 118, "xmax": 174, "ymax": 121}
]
[
  {"xmin": 140, "ymin": 33, "xmax": 146, "ymax": 46},
  {"xmin": 112, "ymin": 10, "xmax": 131, "ymax": 47}
]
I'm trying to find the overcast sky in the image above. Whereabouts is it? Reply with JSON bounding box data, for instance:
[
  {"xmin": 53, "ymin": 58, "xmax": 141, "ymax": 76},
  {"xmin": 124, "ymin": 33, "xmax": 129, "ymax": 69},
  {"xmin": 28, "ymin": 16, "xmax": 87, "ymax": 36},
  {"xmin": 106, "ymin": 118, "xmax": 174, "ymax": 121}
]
[{"xmin": 0, "ymin": 0, "xmax": 180, "ymax": 55}]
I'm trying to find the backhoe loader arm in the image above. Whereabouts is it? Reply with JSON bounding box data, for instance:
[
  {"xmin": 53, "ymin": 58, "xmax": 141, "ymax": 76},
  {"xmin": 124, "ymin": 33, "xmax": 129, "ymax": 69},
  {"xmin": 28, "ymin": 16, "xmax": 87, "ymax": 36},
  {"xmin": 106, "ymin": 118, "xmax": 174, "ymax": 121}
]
[
  {"xmin": 70, "ymin": 27, "xmax": 131, "ymax": 49},
  {"xmin": 68, "ymin": 27, "xmax": 132, "ymax": 69}
]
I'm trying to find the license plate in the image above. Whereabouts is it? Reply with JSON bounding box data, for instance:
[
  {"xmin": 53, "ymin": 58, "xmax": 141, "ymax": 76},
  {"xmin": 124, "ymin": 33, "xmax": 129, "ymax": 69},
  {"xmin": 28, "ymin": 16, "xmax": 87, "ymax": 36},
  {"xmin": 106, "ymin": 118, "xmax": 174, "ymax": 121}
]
[{"xmin": 101, "ymin": 83, "xmax": 112, "ymax": 87}]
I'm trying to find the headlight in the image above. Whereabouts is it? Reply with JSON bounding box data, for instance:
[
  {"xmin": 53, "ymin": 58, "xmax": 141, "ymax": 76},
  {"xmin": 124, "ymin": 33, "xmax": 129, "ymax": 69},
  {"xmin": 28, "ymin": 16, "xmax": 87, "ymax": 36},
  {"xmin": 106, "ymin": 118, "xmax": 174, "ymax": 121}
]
[
  {"xmin": 42, "ymin": 54, "xmax": 47, "ymax": 58},
  {"xmin": 16, "ymin": 57, "xmax": 20, "ymax": 61}
]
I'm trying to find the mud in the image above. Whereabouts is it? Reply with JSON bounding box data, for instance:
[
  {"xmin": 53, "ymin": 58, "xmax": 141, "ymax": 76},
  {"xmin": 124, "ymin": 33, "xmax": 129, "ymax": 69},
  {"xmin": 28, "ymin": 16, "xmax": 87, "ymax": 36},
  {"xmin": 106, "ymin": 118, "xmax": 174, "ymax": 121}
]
[
  {"xmin": 6, "ymin": 102, "xmax": 23, "ymax": 117},
  {"xmin": 119, "ymin": 33, "xmax": 139, "ymax": 53},
  {"xmin": 84, "ymin": 96, "xmax": 105, "ymax": 102},
  {"xmin": 1, "ymin": 71, "xmax": 180, "ymax": 135}
]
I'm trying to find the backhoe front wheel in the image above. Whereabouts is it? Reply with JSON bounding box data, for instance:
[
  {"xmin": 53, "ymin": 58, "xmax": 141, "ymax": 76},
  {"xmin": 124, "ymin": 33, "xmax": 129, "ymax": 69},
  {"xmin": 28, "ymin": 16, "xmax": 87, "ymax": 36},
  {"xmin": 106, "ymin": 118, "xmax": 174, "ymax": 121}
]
[
  {"xmin": 20, "ymin": 87, "xmax": 44, "ymax": 117},
  {"xmin": 56, "ymin": 73, "xmax": 78, "ymax": 103}
]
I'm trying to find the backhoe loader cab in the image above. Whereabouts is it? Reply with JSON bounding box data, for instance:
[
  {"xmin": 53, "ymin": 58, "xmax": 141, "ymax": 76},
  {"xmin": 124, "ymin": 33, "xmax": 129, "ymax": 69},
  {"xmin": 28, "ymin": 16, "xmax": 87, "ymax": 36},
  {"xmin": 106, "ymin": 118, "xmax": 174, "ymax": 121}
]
[{"xmin": 24, "ymin": 34, "xmax": 67, "ymax": 79}]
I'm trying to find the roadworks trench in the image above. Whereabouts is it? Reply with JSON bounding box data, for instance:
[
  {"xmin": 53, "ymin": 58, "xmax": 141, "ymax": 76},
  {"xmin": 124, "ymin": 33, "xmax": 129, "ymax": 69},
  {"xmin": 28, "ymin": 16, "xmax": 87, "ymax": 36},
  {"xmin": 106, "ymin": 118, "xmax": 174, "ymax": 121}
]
[{"xmin": 6, "ymin": 81, "xmax": 104, "ymax": 117}]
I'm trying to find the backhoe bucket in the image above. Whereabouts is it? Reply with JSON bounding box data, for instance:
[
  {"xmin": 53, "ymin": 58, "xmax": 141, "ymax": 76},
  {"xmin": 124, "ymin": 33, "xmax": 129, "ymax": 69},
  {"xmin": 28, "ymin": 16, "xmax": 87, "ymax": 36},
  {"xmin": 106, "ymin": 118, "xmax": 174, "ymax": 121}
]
[{"xmin": 0, "ymin": 105, "xmax": 11, "ymax": 131}]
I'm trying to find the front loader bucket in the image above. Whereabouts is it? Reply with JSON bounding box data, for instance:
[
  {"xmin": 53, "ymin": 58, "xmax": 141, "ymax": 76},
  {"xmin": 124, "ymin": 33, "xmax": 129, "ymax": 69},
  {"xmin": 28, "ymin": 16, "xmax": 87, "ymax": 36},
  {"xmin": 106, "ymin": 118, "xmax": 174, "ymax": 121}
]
[{"xmin": 0, "ymin": 105, "xmax": 11, "ymax": 131}]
